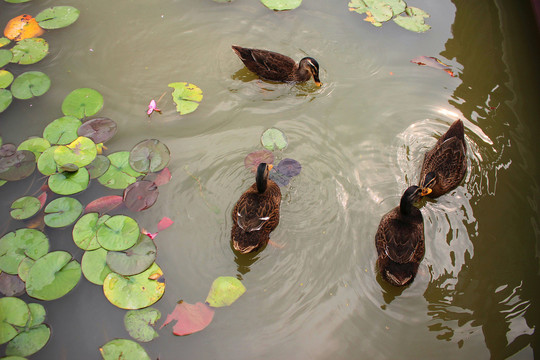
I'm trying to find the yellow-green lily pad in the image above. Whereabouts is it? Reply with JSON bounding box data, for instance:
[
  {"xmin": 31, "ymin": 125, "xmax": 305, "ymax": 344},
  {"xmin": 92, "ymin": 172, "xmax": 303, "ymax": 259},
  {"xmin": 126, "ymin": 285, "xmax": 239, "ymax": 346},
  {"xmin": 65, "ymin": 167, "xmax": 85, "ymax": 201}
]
[
  {"xmin": 17, "ymin": 137, "xmax": 50, "ymax": 160},
  {"xmin": 261, "ymin": 128, "xmax": 288, "ymax": 151},
  {"xmin": 99, "ymin": 339, "xmax": 150, "ymax": 360},
  {"xmin": 10, "ymin": 38, "xmax": 49, "ymax": 65},
  {"xmin": 124, "ymin": 308, "xmax": 161, "ymax": 342},
  {"xmin": 27, "ymin": 303, "xmax": 46, "ymax": 328},
  {"xmin": 17, "ymin": 257, "xmax": 35, "ymax": 282},
  {"xmin": 43, "ymin": 116, "xmax": 82, "ymax": 145},
  {"xmin": 97, "ymin": 215, "xmax": 140, "ymax": 251},
  {"xmin": 0, "ymin": 229, "xmax": 49, "ymax": 275},
  {"xmin": 61, "ymin": 88, "xmax": 103, "ymax": 119},
  {"xmin": 10, "ymin": 71, "xmax": 51, "ymax": 100},
  {"xmin": 37, "ymin": 146, "xmax": 59, "ymax": 176},
  {"xmin": 0, "ymin": 297, "xmax": 29, "ymax": 345},
  {"xmin": 73, "ymin": 213, "xmax": 110, "ymax": 251},
  {"xmin": 168, "ymin": 82, "xmax": 203, "ymax": 115},
  {"xmin": 81, "ymin": 248, "xmax": 112, "ymax": 286},
  {"xmin": 5, "ymin": 324, "xmax": 50, "ymax": 357},
  {"xmin": 205, "ymin": 276, "xmax": 246, "ymax": 308},
  {"xmin": 261, "ymin": 0, "xmax": 302, "ymax": 10},
  {"xmin": 53, "ymin": 136, "xmax": 97, "ymax": 168},
  {"xmin": 48, "ymin": 167, "xmax": 90, "ymax": 195},
  {"xmin": 44, "ymin": 197, "xmax": 83, "ymax": 228},
  {"xmin": 10, "ymin": 196, "xmax": 41, "ymax": 220},
  {"xmin": 0, "ymin": 70, "xmax": 14, "ymax": 89},
  {"xmin": 35, "ymin": 6, "xmax": 80, "ymax": 29},
  {"xmin": 393, "ymin": 6, "xmax": 431, "ymax": 33},
  {"xmin": 0, "ymin": 89, "xmax": 13, "ymax": 113}
]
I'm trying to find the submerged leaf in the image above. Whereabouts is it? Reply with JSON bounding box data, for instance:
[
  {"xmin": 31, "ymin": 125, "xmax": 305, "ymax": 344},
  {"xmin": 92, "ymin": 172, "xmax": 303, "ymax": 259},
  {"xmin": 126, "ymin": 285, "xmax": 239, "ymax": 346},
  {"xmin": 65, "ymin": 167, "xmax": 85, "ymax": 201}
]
[
  {"xmin": 244, "ymin": 150, "xmax": 274, "ymax": 173},
  {"xmin": 161, "ymin": 301, "xmax": 215, "ymax": 336},
  {"xmin": 124, "ymin": 308, "xmax": 161, "ymax": 342}
]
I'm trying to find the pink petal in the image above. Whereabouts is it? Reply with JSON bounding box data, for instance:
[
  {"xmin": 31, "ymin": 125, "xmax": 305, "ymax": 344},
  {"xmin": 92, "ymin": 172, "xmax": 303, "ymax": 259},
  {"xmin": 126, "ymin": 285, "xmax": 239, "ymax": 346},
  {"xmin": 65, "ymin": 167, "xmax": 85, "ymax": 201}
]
[{"xmin": 157, "ymin": 217, "xmax": 174, "ymax": 232}]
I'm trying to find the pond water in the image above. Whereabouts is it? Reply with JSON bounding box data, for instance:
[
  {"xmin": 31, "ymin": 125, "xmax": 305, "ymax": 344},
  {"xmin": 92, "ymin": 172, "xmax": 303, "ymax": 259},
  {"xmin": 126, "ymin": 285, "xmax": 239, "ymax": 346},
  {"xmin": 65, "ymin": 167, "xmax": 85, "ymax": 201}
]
[{"xmin": 1, "ymin": 0, "xmax": 539, "ymax": 359}]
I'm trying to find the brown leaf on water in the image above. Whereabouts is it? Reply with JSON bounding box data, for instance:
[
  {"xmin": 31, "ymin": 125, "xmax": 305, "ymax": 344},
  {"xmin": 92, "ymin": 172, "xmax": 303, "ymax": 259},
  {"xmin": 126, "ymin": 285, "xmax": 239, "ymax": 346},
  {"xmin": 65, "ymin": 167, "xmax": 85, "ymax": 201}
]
[
  {"xmin": 411, "ymin": 56, "xmax": 456, "ymax": 77},
  {"xmin": 4, "ymin": 14, "xmax": 45, "ymax": 41}
]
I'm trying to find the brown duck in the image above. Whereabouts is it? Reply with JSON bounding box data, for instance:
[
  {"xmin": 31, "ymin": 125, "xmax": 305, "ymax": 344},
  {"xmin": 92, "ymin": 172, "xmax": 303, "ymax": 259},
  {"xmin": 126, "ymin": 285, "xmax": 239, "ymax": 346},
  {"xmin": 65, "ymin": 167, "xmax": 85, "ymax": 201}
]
[
  {"xmin": 232, "ymin": 45, "xmax": 321, "ymax": 86},
  {"xmin": 231, "ymin": 163, "xmax": 282, "ymax": 254},
  {"xmin": 419, "ymin": 119, "xmax": 467, "ymax": 198},
  {"xmin": 375, "ymin": 186, "xmax": 425, "ymax": 287}
]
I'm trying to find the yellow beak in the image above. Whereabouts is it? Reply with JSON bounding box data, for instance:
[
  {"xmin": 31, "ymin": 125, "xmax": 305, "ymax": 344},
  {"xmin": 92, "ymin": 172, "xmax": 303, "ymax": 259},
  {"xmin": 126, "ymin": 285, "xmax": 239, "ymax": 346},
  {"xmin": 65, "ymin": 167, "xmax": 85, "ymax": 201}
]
[{"xmin": 421, "ymin": 187, "xmax": 432, "ymax": 196}]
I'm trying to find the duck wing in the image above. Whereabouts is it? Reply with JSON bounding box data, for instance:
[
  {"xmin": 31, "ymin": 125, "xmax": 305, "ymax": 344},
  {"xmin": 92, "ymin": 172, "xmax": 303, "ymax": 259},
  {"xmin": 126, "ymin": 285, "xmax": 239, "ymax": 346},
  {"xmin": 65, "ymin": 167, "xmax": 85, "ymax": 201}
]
[
  {"xmin": 420, "ymin": 136, "xmax": 467, "ymax": 189},
  {"xmin": 232, "ymin": 46, "xmax": 296, "ymax": 82},
  {"xmin": 375, "ymin": 210, "xmax": 424, "ymax": 264}
]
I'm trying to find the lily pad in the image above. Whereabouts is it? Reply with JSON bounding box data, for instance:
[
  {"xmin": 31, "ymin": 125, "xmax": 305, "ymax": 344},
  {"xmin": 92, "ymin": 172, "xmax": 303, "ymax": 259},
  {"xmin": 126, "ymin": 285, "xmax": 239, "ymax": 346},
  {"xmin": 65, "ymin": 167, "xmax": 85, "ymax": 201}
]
[
  {"xmin": 43, "ymin": 116, "xmax": 82, "ymax": 145},
  {"xmin": 99, "ymin": 339, "xmax": 150, "ymax": 360},
  {"xmin": 0, "ymin": 50, "xmax": 13, "ymax": 68},
  {"xmin": 261, "ymin": 128, "xmax": 288, "ymax": 151},
  {"xmin": 84, "ymin": 196, "xmax": 123, "ymax": 214},
  {"xmin": 17, "ymin": 257, "xmax": 34, "ymax": 282},
  {"xmin": 81, "ymin": 248, "xmax": 112, "ymax": 285},
  {"xmin": 44, "ymin": 197, "xmax": 83, "ymax": 228},
  {"xmin": 97, "ymin": 215, "xmax": 140, "ymax": 251},
  {"xmin": 27, "ymin": 303, "xmax": 46, "ymax": 328},
  {"xmin": 77, "ymin": 117, "xmax": 117, "ymax": 144},
  {"xmin": 85, "ymin": 154, "xmax": 110, "ymax": 179},
  {"xmin": 10, "ymin": 71, "xmax": 51, "ymax": 100},
  {"xmin": 61, "ymin": 88, "xmax": 104, "ymax": 119},
  {"xmin": 10, "ymin": 38, "xmax": 49, "ymax": 65},
  {"xmin": 0, "ymin": 297, "xmax": 29, "ymax": 344},
  {"xmin": 17, "ymin": 137, "xmax": 50, "ymax": 159},
  {"xmin": 35, "ymin": 6, "xmax": 80, "ymax": 29},
  {"xmin": 106, "ymin": 235, "xmax": 157, "ymax": 276},
  {"xmin": 103, "ymin": 262, "xmax": 165, "ymax": 309},
  {"xmin": 0, "ymin": 150, "xmax": 36, "ymax": 181},
  {"xmin": 124, "ymin": 308, "xmax": 161, "ymax": 342},
  {"xmin": 0, "ymin": 272, "xmax": 26, "ymax": 297},
  {"xmin": 205, "ymin": 276, "xmax": 246, "ymax": 307},
  {"xmin": 10, "ymin": 196, "xmax": 41, "ymax": 220},
  {"xmin": 129, "ymin": 139, "xmax": 170, "ymax": 174},
  {"xmin": 36, "ymin": 146, "xmax": 58, "ymax": 176},
  {"xmin": 261, "ymin": 0, "xmax": 302, "ymax": 10},
  {"xmin": 0, "ymin": 37, "xmax": 10, "ymax": 47},
  {"xmin": 275, "ymin": 158, "xmax": 302, "ymax": 177},
  {"xmin": 0, "ymin": 89, "xmax": 13, "ymax": 113},
  {"xmin": 48, "ymin": 167, "xmax": 89, "ymax": 195},
  {"xmin": 161, "ymin": 301, "xmax": 215, "ymax": 336},
  {"xmin": 26, "ymin": 251, "xmax": 81, "ymax": 301},
  {"xmin": 122, "ymin": 180, "xmax": 159, "ymax": 212},
  {"xmin": 73, "ymin": 213, "xmax": 110, "ymax": 250},
  {"xmin": 393, "ymin": 6, "xmax": 431, "ymax": 33},
  {"xmin": 3, "ymin": 14, "xmax": 44, "ymax": 41},
  {"xmin": 244, "ymin": 149, "xmax": 274, "ymax": 173},
  {"xmin": 54, "ymin": 136, "xmax": 97, "ymax": 168},
  {"xmin": 98, "ymin": 151, "xmax": 143, "ymax": 189},
  {"xmin": 0, "ymin": 70, "xmax": 14, "ymax": 89},
  {"xmin": 5, "ymin": 324, "xmax": 50, "ymax": 357},
  {"xmin": 168, "ymin": 82, "xmax": 203, "ymax": 115},
  {"xmin": 0, "ymin": 229, "xmax": 49, "ymax": 274}
]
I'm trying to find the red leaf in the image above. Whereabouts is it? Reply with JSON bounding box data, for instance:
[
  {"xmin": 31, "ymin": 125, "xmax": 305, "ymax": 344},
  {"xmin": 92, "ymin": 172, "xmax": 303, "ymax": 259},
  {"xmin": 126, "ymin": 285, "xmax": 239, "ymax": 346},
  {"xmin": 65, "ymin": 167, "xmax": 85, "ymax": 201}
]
[
  {"xmin": 85, "ymin": 195, "xmax": 123, "ymax": 214},
  {"xmin": 153, "ymin": 167, "xmax": 172, "ymax": 187},
  {"xmin": 161, "ymin": 301, "xmax": 215, "ymax": 336},
  {"xmin": 410, "ymin": 56, "xmax": 456, "ymax": 77},
  {"xmin": 37, "ymin": 192, "xmax": 47, "ymax": 210},
  {"xmin": 157, "ymin": 217, "xmax": 174, "ymax": 232},
  {"xmin": 244, "ymin": 150, "xmax": 274, "ymax": 173}
]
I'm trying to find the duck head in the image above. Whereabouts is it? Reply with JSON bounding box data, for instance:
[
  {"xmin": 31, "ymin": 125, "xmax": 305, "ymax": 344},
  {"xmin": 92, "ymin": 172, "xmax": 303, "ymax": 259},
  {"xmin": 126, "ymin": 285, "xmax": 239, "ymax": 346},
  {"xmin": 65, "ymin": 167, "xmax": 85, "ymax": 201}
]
[
  {"xmin": 420, "ymin": 172, "xmax": 436, "ymax": 196},
  {"xmin": 299, "ymin": 57, "xmax": 321, "ymax": 87},
  {"xmin": 400, "ymin": 186, "xmax": 423, "ymax": 216}
]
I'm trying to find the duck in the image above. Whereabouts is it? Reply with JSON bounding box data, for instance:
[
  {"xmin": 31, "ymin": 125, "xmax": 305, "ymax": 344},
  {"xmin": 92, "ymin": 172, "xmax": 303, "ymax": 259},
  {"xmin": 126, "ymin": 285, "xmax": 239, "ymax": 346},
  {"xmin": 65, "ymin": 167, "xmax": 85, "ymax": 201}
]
[
  {"xmin": 375, "ymin": 186, "xmax": 426, "ymax": 287},
  {"xmin": 231, "ymin": 45, "xmax": 322, "ymax": 86},
  {"xmin": 231, "ymin": 163, "xmax": 282, "ymax": 254},
  {"xmin": 419, "ymin": 119, "xmax": 467, "ymax": 198}
]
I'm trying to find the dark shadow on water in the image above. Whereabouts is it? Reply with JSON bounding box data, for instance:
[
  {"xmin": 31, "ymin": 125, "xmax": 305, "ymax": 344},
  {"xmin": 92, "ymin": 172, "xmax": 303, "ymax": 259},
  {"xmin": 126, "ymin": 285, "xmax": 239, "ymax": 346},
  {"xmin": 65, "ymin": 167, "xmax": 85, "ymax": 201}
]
[
  {"xmin": 376, "ymin": 270, "xmax": 407, "ymax": 306},
  {"xmin": 230, "ymin": 241, "xmax": 265, "ymax": 280}
]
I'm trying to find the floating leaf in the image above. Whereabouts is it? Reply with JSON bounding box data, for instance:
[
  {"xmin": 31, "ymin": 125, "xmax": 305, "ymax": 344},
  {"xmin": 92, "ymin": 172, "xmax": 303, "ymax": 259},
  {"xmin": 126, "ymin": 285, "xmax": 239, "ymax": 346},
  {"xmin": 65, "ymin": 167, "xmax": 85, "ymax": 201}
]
[
  {"xmin": 10, "ymin": 38, "xmax": 48, "ymax": 65},
  {"xmin": 244, "ymin": 149, "xmax": 274, "ymax": 173},
  {"xmin": 0, "ymin": 88, "xmax": 13, "ymax": 113},
  {"xmin": 0, "ymin": 297, "xmax": 29, "ymax": 344},
  {"xmin": 99, "ymin": 339, "xmax": 150, "ymax": 360},
  {"xmin": 261, "ymin": 0, "xmax": 302, "ymax": 11},
  {"xmin": 3, "ymin": 14, "xmax": 44, "ymax": 41},
  {"xmin": 5, "ymin": 324, "xmax": 50, "ymax": 357},
  {"xmin": 43, "ymin": 116, "xmax": 82, "ymax": 145},
  {"xmin": 0, "ymin": 229, "xmax": 49, "ymax": 274},
  {"xmin": 35, "ymin": 6, "xmax": 80, "ymax": 29},
  {"xmin": 48, "ymin": 167, "xmax": 89, "ymax": 195},
  {"xmin": 168, "ymin": 82, "xmax": 203, "ymax": 115},
  {"xmin": 393, "ymin": 6, "xmax": 431, "ymax": 33},
  {"xmin": 146, "ymin": 167, "xmax": 171, "ymax": 187},
  {"xmin": 54, "ymin": 136, "xmax": 97, "ymax": 168},
  {"xmin": 103, "ymin": 262, "xmax": 165, "ymax": 309},
  {"xmin": 0, "ymin": 70, "xmax": 14, "ymax": 89},
  {"xmin": 44, "ymin": 197, "xmax": 83, "ymax": 228},
  {"xmin": 37, "ymin": 146, "xmax": 58, "ymax": 175},
  {"xmin": 161, "ymin": 301, "xmax": 215, "ymax": 336},
  {"xmin": 0, "ymin": 150, "xmax": 36, "ymax": 181},
  {"xmin": 97, "ymin": 215, "xmax": 140, "ymax": 251},
  {"xmin": 81, "ymin": 248, "xmax": 112, "ymax": 285},
  {"xmin": 86, "ymin": 154, "xmax": 110, "ymax": 179},
  {"xmin": 411, "ymin": 56, "xmax": 455, "ymax": 77},
  {"xmin": 10, "ymin": 71, "xmax": 51, "ymax": 100},
  {"xmin": 0, "ymin": 49, "xmax": 13, "ymax": 68},
  {"xmin": 17, "ymin": 257, "xmax": 34, "ymax": 282},
  {"xmin": 73, "ymin": 213, "xmax": 110, "ymax": 250},
  {"xmin": 98, "ymin": 151, "xmax": 143, "ymax": 189},
  {"xmin": 61, "ymin": 88, "xmax": 103, "ymax": 119},
  {"xmin": 17, "ymin": 137, "xmax": 50, "ymax": 159},
  {"xmin": 129, "ymin": 139, "xmax": 170, "ymax": 174},
  {"xmin": 124, "ymin": 308, "xmax": 161, "ymax": 342},
  {"xmin": 84, "ymin": 196, "xmax": 123, "ymax": 214},
  {"xmin": 106, "ymin": 235, "xmax": 157, "ymax": 276},
  {"xmin": 0, "ymin": 273, "xmax": 26, "ymax": 297},
  {"xmin": 0, "ymin": 37, "xmax": 10, "ymax": 47},
  {"xmin": 27, "ymin": 303, "xmax": 46, "ymax": 328},
  {"xmin": 26, "ymin": 251, "xmax": 81, "ymax": 301},
  {"xmin": 123, "ymin": 180, "xmax": 159, "ymax": 212},
  {"xmin": 77, "ymin": 117, "xmax": 117, "ymax": 144},
  {"xmin": 205, "ymin": 276, "xmax": 246, "ymax": 307},
  {"xmin": 275, "ymin": 158, "xmax": 302, "ymax": 177},
  {"xmin": 261, "ymin": 128, "xmax": 288, "ymax": 151},
  {"xmin": 0, "ymin": 143, "xmax": 16, "ymax": 157},
  {"xmin": 10, "ymin": 196, "xmax": 41, "ymax": 220}
]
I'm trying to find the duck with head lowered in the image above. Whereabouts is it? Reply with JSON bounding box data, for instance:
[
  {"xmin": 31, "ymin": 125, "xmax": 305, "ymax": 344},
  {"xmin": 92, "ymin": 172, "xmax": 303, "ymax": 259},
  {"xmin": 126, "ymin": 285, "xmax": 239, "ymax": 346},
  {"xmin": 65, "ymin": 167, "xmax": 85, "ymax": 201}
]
[
  {"xmin": 375, "ymin": 185, "xmax": 428, "ymax": 287},
  {"xmin": 232, "ymin": 45, "xmax": 321, "ymax": 87},
  {"xmin": 231, "ymin": 163, "xmax": 282, "ymax": 254}
]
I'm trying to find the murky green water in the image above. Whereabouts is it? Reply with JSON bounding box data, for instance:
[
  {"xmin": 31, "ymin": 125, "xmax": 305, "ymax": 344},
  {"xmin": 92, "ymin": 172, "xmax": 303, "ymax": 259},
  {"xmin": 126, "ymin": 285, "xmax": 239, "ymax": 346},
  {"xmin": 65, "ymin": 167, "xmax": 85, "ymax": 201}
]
[{"xmin": 1, "ymin": 0, "xmax": 539, "ymax": 359}]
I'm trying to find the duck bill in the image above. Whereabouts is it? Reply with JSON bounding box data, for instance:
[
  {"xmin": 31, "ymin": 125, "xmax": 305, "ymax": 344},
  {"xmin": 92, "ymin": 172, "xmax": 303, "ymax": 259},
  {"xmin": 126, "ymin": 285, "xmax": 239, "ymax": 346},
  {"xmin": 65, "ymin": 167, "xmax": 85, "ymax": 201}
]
[
  {"xmin": 420, "ymin": 187, "xmax": 432, "ymax": 196},
  {"xmin": 313, "ymin": 74, "xmax": 322, "ymax": 87},
  {"xmin": 267, "ymin": 164, "xmax": 273, "ymax": 171}
]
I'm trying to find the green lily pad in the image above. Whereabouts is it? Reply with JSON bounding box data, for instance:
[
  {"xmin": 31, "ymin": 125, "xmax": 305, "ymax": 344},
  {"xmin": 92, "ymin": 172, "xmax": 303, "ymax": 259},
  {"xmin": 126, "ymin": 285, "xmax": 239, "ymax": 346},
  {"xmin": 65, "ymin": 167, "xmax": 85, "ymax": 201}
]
[
  {"xmin": 17, "ymin": 257, "xmax": 34, "ymax": 282},
  {"xmin": 86, "ymin": 154, "xmax": 110, "ymax": 179},
  {"xmin": 0, "ymin": 272, "xmax": 26, "ymax": 297},
  {"xmin": 124, "ymin": 308, "xmax": 161, "ymax": 342},
  {"xmin": 77, "ymin": 117, "xmax": 117, "ymax": 144},
  {"xmin": 10, "ymin": 196, "xmax": 41, "ymax": 220},
  {"xmin": 0, "ymin": 37, "xmax": 11, "ymax": 47},
  {"xmin": 261, "ymin": 0, "xmax": 302, "ymax": 10},
  {"xmin": 81, "ymin": 248, "xmax": 112, "ymax": 286},
  {"xmin": 0, "ymin": 229, "xmax": 49, "ymax": 275},
  {"xmin": 206, "ymin": 276, "xmax": 246, "ymax": 308},
  {"xmin": 106, "ymin": 235, "xmax": 156, "ymax": 276},
  {"xmin": 5, "ymin": 324, "xmax": 50, "ymax": 357},
  {"xmin": 98, "ymin": 151, "xmax": 143, "ymax": 189},
  {"xmin": 99, "ymin": 339, "xmax": 150, "ymax": 360},
  {"xmin": 36, "ymin": 6, "xmax": 80, "ymax": 29},
  {"xmin": 129, "ymin": 139, "xmax": 170, "ymax": 174},
  {"xmin": 17, "ymin": 137, "xmax": 50, "ymax": 159},
  {"xmin": 10, "ymin": 38, "xmax": 49, "ymax": 65},
  {"xmin": 62, "ymin": 88, "xmax": 103, "ymax": 119},
  {"xmin": 0, "ymin": 297, "xmax": 29, "ymax": 345},
  {"xmin": 393, "ymin": 6, "xmax": 431, "ymax": 33},
  {"xmin": 0, "ymin": 49, "xmax": 13, "ymax": 67},
  {"xmin": 97, "ymin": 215, "xmax": 140, "ymax": 251},
  {"xmin": 27, "ymin": 303, "xmax": 46, "ymax": 328},
  {"xmin": 168, "ymin": 82, "xmax": 203, "ymax": 115},
  {"xmin": 5, "ymin": 0, "xmax": 31, "ymax": 2},
  {"xmin": 37, "ymin": 146, "xmax": 58, "ymax": 176},
  {"xmin": 44, "ymin": 197, "xmax": 83, "ymax": 228},
  {"xmin": 73, "ymin": 213, "xmax": 110, "ymax": 251},
  {"xmin": 53, "ymin": 136, "xmax": 97, "ymax": 168},
  {"xmin": 261, "ymin": 128, "xmax": 288, "ymax": 151},
  {"xmin": 43, "ymin": 116, "xmax": 82, "ymax": 145},
  {"xmin": 0, "ymin": 70, "xmax": 14, "ymax": 89},
  {"xmin": 0, "ymin": 150, "xmax": 35, "ymax": 181},
  {"xmin": 10, "ymin": 71, "xmax": 51, "ymax": 100},
  {"xmin": 48, "ymin": 167, "xmax": 89, "ymax": 195},
  {"xmin": 348, "ymin": 0, "xmax": 391, "ymax": 25},
  {"xmin": 0, "ymin": 89, "xmax": 13, "ymax": 113},
  {"xmin": 26, "ymin": 251, "xmax": 81, "ymax": 301}
]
